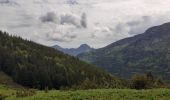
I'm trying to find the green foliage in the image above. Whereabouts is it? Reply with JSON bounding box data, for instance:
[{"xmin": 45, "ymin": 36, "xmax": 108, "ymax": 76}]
[{"xmin": 0, "ymin": 31, "xmax": 124, "ymax": 89}]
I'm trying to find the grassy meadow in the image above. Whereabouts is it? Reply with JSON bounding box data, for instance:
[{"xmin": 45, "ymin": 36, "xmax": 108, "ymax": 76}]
[{"xmin": 0, "ymin": 85, "xmax": 170, "ymax": 100}]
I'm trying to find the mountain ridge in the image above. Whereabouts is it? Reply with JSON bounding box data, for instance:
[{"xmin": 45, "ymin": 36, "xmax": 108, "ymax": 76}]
[
  {"xmin": 78, "ymin": 22, "xmax": 170, "ymax": 82},
  {"xmin": 52, "ymin": 44, "xmax": 94, "ymax": 56}
]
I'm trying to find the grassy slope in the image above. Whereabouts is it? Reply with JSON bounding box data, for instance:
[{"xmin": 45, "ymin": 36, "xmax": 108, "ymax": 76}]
[
  {"xmin": 0, "ymin": 72, "xmax": 23, "ymax": 88},
  {"xmin": 0, "ymin": 85, "xmax": 170, "ymax": 100}
]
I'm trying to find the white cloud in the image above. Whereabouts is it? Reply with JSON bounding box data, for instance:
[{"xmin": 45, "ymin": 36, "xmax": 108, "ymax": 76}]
[{"xmin": 1, "ymin": 0, "xmax": 170, "ymax": 48}]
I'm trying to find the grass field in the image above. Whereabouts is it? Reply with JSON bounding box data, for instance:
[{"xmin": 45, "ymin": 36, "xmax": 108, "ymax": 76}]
[{"xmin": 0, "ymin": 85, "xmax": 170, "ymax": 100}]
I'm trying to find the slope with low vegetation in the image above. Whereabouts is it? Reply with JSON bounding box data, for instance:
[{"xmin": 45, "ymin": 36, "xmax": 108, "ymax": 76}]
[{"xmin": 0, "ymin": 72, "xmax": 22, "ymax": 88}]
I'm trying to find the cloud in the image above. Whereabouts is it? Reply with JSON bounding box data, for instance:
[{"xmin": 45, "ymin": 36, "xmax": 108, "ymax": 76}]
[
  {"xmin": 7, "ymin": 13, "xmax": 35, "ymax": 29},
  {"xmin": 114, "ymin": 23, "xmax": 128, "ymax": 34},
  {"xmin": 126, "ymin": 16, "xmax": 152, "ymax": 35},
  {"xmin": 1, "ymin": 0, "xmax": 170, "ymax": 48},
  {"xmin": 38, "ymin": 12, "xmax": 80, "ymax": 43},
  {"xmin": 46, "ymin": 31, "xmax": 77, "ymax": 42},
  {"xmin": 40, "ymin": 12, "xmax": 58, "ymax": 23},
  {"xmin": 40, "ymin": 12, "xmax": 58, "ymax": 24},
  {"xmin": 40, "ymin": 12, "xmax": 87, "ymax": 29},
  {"xmin": 67, "ymin": 0, "xmax": 78, "ymax": 5},
  {"xmin": 0, "ymin": 0, "xmax": 10, "ymax": 4},
  {"xmin": 0, "ymin": 0, "xmax": 18, "ymax": 6},
  {"xmin": 60, "ymin": 13, "xmax": 81, "ymax": 28},
  {"xmin": 60, "ymin": 13, "xmax": 88, "ymax": 28},
  {"xmin": 127, "ymin": 16, "xmax": 150, "ymax": 26}
]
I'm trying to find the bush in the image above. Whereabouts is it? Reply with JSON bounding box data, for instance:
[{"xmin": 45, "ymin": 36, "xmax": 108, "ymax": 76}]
[
  {"xmin": 0, "ymin": 94, "xmax": 7, "ymax": 100},
  {"xmin": 44, "ymin": 86, "xmax": 49, "ymax": 93},
  {"xmin": 131, "ymin": 74, "xmax": 148, "ymax": 89},
  {"xmin": 16, "ymin": 89, "xmax": 36, "ymax": 98},
  {"xmin": 130, "ymin": 72, "xmax": 161, "ymax": 89}
]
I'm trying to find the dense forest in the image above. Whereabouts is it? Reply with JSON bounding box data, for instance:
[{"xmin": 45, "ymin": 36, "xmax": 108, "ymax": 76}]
[
  {"xmin": 0, "ymin": 31, "xmax": 125, "ymax": 89},
  {"xmin": 78, "ymin": 22, "xmax": 170, "ymax": 82}
]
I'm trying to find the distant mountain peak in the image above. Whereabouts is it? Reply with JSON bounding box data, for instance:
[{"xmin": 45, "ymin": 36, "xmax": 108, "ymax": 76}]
[
  {"xmin": 79, "ymin": 44, "xmax": 91, "ymax": 49},
  {"xmin": 52, "ymin": 44, "xmax": 94, "ymax": 56},
  {"xmin": 80, "ymin": 44, "xmax": 89, "ymax": 47}
]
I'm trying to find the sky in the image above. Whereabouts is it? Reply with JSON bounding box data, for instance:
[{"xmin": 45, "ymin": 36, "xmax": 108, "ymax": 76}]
[{"xmin": 1, "ymin": 0, "xmax": 170, "ymax": 48}]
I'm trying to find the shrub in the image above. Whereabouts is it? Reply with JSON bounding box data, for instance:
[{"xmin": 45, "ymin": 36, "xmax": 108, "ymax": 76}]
[
  {"xmin": 44, "ymin": 86, "xmax": 49, "ymax": 93},
  {"xmin": 130, "ymin": 72, "xmax": 162, "ymax": 89},
  {"xmin": 16, "ymin": 89, "xmax": 36, "ymax": 98},
  {"xmin": 0, "ymin": 94, "xmax": 7, "ymax": 100},
  {"xmin": 131, "ymin": 74, "xmax": 148, "ymax": 89}
]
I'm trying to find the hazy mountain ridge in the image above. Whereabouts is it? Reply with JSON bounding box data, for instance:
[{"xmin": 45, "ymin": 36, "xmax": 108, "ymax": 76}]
[
  {"xmin": 78, "ymin": 22, "xmax": 170, "ymax": 82},
  {"xmin": 52, "ymin": 44, "xmax": 94, "ymax": 56}
]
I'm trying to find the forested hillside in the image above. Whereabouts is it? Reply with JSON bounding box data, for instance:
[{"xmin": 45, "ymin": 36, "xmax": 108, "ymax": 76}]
[
  {"xmin": 0, "ymin": 31, "xmax": 124, "ymax": 89},
  {"xmin": 78, "ymin": 22, "xmax": 170, "ymax": 82}
]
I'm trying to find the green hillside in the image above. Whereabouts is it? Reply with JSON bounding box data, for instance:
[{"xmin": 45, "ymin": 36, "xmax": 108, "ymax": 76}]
[
  {"xmin": 0, "ymin": 31, "xmax": 124, "ymax": 89},
  {"xmin": 78, "ymin": 23, "xmax": 170, "ymax": 82}
]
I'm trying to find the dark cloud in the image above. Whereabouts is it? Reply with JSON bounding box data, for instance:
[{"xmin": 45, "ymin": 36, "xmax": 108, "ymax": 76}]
[
  {"xmin": 127, "ymin": 21, "xmax": 141, "ymax": 26},
  {"xmin": 114, "ymin": 23, "xmax": 126, "ymax": 34},
  {"xmin": 40, "ymin": 12, "xmax": 58, "ymax": 23},
  {"xmin": 60, "ymin": 14, "xmax": 80, "ymax": 27},
  {"xmin": 39, "ymin": 12, "xmax": 79, "ymax": 42},
  {"xmin": 107, "ymin": 16, "xmax": 152, "ymax": 36},
  {"xmin": 126, "ymin": 16, "xmax": 152, "ymax": 35},
  {"xmin": 0, "ymin": 0, "xmax": 19, "ymax": 5},
  {"xmin": 81, "ymin": 13, "xmax": 87, "ymax": 28},
  {"xmin": 67, "ymin": 0, "xmax": 78, "ymax": 5},
  {"xmin": 40, "ymin": 12, "xmax": 87, "ymax": 29},
  {"xmin": 0, "ymin": 0, "xmax": 10, "ymax": 4},
  {"xmin": 142, "ymin": 16, "xmax": 151, "ymax": 22},
  {"xmin": 91, "ymin": 33, "xmax": 96, "ymax": 38},
  {"xmin": 127, "ymin": 16, "xmax": 151, "ymax": 27}
]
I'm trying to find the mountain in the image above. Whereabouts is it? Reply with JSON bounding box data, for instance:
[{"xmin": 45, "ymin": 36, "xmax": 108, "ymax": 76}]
[
  {"xmin": 78, "ymin": 22, "xmax": 170, "ymax": 82},
  {"xmin": 0, "ymin": 31, "xmax": 125, "ymax": 89},
  {"xmin": 52, "ymin": 44, "xmax": 94, "ymax": 56}
]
